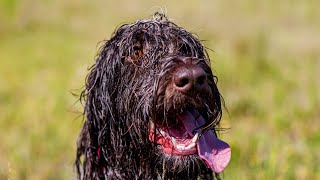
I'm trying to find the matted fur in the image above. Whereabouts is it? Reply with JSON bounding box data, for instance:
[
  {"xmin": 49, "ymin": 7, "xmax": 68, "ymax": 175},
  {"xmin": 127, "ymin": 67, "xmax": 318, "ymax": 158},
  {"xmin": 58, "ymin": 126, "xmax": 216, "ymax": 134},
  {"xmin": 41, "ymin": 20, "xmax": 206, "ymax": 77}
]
[{"xmin": 76, "ymin": 13, "xmax": 224, "ymax": 180}]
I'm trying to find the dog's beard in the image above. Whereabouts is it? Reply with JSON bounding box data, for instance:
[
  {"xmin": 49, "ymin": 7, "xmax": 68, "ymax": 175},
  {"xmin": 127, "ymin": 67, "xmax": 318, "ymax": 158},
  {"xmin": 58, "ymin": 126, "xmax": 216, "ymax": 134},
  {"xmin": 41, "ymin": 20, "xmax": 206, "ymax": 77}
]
[{"xmin": 155, "ymin": 151, "xmax": 211, "ymax": 179}]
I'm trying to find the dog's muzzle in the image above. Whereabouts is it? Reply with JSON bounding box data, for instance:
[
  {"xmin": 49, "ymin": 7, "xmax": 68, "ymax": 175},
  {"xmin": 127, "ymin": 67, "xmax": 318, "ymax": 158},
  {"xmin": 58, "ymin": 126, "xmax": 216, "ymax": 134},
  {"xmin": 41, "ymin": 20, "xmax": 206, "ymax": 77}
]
[{"xmin": 149, "ymin": 57, "xmax": 231, "ymax": 173}]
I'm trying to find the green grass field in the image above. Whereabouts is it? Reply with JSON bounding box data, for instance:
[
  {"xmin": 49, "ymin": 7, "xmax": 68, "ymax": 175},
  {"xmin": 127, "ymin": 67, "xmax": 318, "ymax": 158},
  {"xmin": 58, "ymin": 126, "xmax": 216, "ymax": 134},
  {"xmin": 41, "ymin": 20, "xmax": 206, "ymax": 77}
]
[{"xmin": 0, "ymin": 0, "xmax": 319, "ymax": 179}]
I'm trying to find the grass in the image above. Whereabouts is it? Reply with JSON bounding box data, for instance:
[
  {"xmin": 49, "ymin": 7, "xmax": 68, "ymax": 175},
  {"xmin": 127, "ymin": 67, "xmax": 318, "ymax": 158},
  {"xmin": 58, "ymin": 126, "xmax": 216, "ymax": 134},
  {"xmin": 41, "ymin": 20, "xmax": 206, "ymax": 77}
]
[{"xmin": 0, "ymin": 0, "xmax": 319, "ymax": 179}]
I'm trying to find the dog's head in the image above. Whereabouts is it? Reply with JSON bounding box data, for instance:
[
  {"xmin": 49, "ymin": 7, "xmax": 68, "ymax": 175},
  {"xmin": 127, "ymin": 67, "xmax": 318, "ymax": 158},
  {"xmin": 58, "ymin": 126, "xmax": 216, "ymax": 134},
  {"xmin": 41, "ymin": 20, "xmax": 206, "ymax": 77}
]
[{"xmin": 77, "ymin": 13, "xmax": 230, "ymax": 179}]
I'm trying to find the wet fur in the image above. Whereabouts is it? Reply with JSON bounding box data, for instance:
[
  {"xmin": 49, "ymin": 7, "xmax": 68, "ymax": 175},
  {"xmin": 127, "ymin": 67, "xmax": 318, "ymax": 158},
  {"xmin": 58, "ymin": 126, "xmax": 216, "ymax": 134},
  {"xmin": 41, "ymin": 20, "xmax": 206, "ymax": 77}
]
[{"xmin": 76, "ymin": 14, "xmax": 223, "ymax": 180}]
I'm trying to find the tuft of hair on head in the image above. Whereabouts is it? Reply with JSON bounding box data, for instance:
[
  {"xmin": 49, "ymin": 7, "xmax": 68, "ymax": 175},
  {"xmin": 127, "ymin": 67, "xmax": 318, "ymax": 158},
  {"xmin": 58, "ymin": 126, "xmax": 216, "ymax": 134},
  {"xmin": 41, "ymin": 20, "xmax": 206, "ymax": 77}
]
[{"xmin": 153, "ymin": 11, "xmax": 168, "ymax": 22}]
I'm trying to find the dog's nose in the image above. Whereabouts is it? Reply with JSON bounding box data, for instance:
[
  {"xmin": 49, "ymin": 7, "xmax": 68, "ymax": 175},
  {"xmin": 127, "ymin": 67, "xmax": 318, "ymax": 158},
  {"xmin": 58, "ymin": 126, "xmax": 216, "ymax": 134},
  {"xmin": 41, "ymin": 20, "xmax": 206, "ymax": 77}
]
[{"xmin": 173, "ymin": 65, "xmax": 208, "ymax": 93}]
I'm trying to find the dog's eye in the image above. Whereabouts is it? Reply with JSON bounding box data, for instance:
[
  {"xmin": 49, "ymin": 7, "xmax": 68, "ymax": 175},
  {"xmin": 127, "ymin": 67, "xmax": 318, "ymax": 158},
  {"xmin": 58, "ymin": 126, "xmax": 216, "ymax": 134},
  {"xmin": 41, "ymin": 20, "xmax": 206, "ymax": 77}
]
[{"xmin": 131, "ymin": 47, "xmax": 143, "ymax": 60}]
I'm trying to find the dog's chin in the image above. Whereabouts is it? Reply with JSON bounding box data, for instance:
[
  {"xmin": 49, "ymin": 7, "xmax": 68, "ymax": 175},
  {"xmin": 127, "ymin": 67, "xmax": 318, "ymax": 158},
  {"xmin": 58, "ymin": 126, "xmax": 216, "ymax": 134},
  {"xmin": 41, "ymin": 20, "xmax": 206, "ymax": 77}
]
[{"xmin": 158, "ymin": 150, "xmax": 205, "ymax": 174}]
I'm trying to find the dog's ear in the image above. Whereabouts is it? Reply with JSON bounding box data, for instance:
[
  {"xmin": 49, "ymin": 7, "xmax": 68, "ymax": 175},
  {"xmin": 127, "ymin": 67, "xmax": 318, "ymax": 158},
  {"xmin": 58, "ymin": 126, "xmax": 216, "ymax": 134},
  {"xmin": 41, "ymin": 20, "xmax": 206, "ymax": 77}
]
[
  {"xmin": 76, "ymin": 26, "xmax": 153, "ymax": 176},
  {"xmin": 76, "ymin": 33, "xmax": 126, "ymax": 177}
]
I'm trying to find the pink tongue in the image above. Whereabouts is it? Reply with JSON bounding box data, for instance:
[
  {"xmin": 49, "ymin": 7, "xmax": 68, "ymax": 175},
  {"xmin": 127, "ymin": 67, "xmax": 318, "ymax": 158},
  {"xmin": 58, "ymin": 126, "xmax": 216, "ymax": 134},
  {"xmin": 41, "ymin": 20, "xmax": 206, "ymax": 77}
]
[{"xmin": 178, "ymin": 110, "xmax": 231, "ymax": 173}]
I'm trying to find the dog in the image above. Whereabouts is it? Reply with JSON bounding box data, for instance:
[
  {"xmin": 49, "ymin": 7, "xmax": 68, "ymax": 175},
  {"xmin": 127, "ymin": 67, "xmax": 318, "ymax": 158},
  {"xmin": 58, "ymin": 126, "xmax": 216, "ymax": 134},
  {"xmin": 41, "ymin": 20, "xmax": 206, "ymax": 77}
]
[{"xmin": 76, "ymin": 13, "xmax": 231, "ymax": 180}]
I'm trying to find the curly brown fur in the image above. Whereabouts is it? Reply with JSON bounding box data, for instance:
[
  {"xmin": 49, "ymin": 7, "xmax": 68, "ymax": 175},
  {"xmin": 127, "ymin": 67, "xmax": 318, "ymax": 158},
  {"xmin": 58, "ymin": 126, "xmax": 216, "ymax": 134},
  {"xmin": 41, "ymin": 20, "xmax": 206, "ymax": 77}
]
[{"xmin": 76, "ymin": 13, "xmax": 224, "ymax": 180}]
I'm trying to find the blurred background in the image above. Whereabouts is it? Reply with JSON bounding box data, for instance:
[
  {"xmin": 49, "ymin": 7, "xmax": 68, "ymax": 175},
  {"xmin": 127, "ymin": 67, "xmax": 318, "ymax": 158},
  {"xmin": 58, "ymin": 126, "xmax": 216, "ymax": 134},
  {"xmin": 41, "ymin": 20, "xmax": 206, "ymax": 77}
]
[{"xmin": 0, "ymin": 0, "xmax": 319, "ymax": 179}]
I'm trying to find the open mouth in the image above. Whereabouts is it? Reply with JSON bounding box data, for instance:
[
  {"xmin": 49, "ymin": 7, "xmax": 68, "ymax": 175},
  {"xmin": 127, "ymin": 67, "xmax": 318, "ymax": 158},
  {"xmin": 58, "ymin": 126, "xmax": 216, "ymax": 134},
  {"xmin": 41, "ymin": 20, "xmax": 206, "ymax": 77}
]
[
  {"xmin": 148, "ymin": 117, "xmax": 199, "ymax": 155},
  {"xmin": 148, "ymin": 109, "xmax": 231, "ymax": 173}
]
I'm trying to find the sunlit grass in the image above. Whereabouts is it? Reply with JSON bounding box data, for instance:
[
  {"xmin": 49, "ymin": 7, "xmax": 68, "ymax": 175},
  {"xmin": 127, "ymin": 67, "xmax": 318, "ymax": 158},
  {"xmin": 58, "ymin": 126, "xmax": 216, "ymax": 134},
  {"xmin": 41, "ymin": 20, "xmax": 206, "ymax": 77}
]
[{"xmin": 0, "ymin": 0, "xmax": 319, "ymax": 179}]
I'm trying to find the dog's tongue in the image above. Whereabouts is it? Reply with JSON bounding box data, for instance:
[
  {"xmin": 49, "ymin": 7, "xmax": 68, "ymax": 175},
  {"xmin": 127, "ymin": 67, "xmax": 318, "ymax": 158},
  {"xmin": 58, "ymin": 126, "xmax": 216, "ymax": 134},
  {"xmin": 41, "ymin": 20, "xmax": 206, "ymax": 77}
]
[{"xmin": 178, "ymin": 110, "xmax": 231, "ymax": 173}]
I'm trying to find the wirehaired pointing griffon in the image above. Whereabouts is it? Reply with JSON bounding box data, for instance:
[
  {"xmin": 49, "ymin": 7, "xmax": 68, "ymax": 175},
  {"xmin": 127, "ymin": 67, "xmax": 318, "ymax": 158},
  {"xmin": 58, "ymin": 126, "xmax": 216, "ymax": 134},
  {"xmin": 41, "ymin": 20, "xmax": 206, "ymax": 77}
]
[{"xmin": 76, "ymin": 13, "xmax": 231, "ymax": 180}]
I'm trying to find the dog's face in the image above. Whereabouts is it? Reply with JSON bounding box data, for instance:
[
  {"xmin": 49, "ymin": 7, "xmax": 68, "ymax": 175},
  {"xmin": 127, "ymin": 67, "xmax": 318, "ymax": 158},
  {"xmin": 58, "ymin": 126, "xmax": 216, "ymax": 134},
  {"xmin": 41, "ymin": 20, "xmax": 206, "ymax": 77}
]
[{"xmin": 77, "ymin": 15, "xmax": 230, "ymax": 179}]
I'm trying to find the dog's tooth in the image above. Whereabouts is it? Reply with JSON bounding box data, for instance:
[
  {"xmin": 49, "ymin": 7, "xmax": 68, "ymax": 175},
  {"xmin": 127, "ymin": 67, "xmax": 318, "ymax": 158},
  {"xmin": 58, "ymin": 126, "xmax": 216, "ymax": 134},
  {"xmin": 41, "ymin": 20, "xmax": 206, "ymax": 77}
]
[
  {"xmin": 149, "ymin": 121, "xmax": 154, "ymax": 128},
  {"xmin": 191, "ymin": 132, "xmax": 199, "ymax": 143},
  {"xmin": 171, "ymin": 137, "xmax": 178, "ymax": 147},
  {"xmin": 184, "ymin": 142, "xmax": 196, "ymax": 150},
  {"xmin": 159, "ymin": 129, "xmax": 165, "ymax": 135},
  {"xmin": 176, "ymin": 144, "xmax": 186, "ymax": 151}
]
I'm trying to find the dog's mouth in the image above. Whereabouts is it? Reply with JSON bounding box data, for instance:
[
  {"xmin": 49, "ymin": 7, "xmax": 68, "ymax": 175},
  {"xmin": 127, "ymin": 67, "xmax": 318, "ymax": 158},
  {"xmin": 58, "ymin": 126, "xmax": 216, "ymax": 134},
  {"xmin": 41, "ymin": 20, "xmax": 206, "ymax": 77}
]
[
  {"xmin": 148, "ymin": 108, "xmax": 231, "ymax": 173},
  {"xmin": 148, "ymin": 114, "xmax": 199, "ymax": 156}
]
